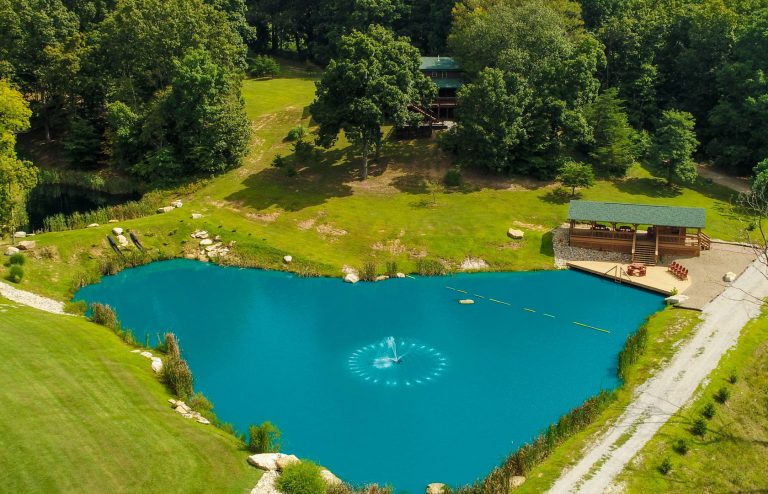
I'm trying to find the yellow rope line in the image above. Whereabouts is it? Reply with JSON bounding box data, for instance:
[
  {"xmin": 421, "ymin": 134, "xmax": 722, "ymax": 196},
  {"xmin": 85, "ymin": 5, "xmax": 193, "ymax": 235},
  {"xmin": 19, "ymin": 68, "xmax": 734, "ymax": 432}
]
[
  {"xmin": 523, "ymin": 308, "xmax": 536, "ymax": 313},
  {"xmin": 488, "ymin": 298, "xmax": 511, "ymax": 306},
  {"xmin": 446, "ymin": 287, "xmax": 468, "ymax": 294},
  {"xmin": 572, "ymin": 322, "xmax": 610, "ymax": 334}
]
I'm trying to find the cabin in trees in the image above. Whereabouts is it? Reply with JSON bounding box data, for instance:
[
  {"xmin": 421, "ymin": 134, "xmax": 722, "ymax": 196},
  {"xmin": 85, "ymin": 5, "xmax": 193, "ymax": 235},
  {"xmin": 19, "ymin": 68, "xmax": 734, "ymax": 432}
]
[
  {"xmin": 419, "ymin": 56, "xmax": 463, "ymax": 120},
  {"xmin": 567, "ymin": 200, "xmax": 710, "ymax": 265}
]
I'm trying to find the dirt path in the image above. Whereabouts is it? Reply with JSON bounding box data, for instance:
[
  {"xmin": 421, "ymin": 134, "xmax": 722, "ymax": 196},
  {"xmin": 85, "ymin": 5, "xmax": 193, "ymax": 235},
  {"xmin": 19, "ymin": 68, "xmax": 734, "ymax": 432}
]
[
  {"xmin": 547, "ymin": 257, "xmax": 768, "ymax": 493},
  {"xmin": 0, "ymin": 281, "xmax": 65, "ymax": 314},
  {"xmin": 697, "ymin": 164, "xmax": 751, "ymax": 194}
]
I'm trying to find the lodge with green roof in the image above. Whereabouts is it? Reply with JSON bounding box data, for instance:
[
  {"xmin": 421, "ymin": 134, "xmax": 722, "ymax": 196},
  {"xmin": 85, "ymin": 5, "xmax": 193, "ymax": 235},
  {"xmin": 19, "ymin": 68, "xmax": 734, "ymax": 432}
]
[
  {"xmin": 567, "ymin": 200, "xmax": 711, "ymax": 265},
  {"xmin": 419, "ymin": 56, "xmax": 463, "ymax": 120}
]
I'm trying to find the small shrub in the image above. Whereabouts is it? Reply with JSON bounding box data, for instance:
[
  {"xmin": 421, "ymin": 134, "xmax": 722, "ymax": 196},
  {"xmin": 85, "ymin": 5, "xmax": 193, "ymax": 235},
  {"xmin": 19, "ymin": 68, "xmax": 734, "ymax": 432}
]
[
  {"xmin": 64, "ymin": 300, "xmax": 88, "ymax": 316},
  {"xmin": 188, "ymin": 392, "xmax": 214, "ymax": 414},
  {"xmin": 247, "ymin": 55, "xmax": 280, "ymax": 78},
  {"xmin": 658, "ymin": 457, "xmax": 672, "ymax": 475},
  {"xmin": 9, "ymin": 253, "xmax": 25, "ymax": 265},
  {"xmin": 727, "ymin": 371, "xmax": 738, "ymax": 384},
  {"xmin": 293, "ymin": 139, "xmax": 315, "ymax": 160},
  {"xmin": 691, "ymin": 417, "xmax": 707, "ymax": 437},
  {"xmin": 275, "ymin": 460, "xmax": 326, "ymax": 494},
  {"xmin": 272, "ymin": 154, "xmax": 286, "ymax": 168},
  {"xmin": 617, "ymin": 320, "xmax": 649, "ymax": 380},
  {"xmin": 248, "ymin": 421, "xmax": 281, "ymax": 453},
  {"xmin": 90, "ymin": 303, "xmax": 120, "ymax": 330},
  {"xmin": 284, "ymin": 165, "xmax": 298, "ymax": 177},
  {"xmin": 385, "ymin": 261, "xmax": 398, "ymax": 277},
  {"xmin": 360, "ymin": 260, "xmax": 377, "ymax": 281},
  {"xmin": 443, "ymin": 168, "xmax": 462, "ymax": 187},
  {"xmin": 8, "ymin": 264, "xmax": 24, "ymax": 283},
  {"xmin": 164, "ymin": 332, "xmax": 181, "ymax": 359},
  {"xmin": 162, "ymin": 357, "xmax": 193, "ymax": 399},
  {"xmin": 286, "ymin": 125, "xmax": 307, "ymax": 142},
  {"xmin": 701, "ymin": 402, "xmax": 716, "ymax": 420},
  {"xmin": 672, "ymin": 438, "xmax": 689, "ymax": 455},
  {"xmin": 415, "ymin": 259, "xmax": 445, "ymax": 276},
  {"xmin": 714, "ymin": 386, "xmax": 730, "ymax": 404}
]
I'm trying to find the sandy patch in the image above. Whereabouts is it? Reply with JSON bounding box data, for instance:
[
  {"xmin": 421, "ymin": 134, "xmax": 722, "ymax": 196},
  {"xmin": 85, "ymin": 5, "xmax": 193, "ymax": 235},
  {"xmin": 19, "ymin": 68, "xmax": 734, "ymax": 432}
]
[
  {"xmin": 247, "ymin": 211, "xmax": 281, "ymax": 223},
  {"xmin": 512, "ymin": 220, "xmax": 548, "ymax": 232},
  {"xmin": 316, "ymin": 224, "xmax": 348, "ymax": 237},
  {"xmin": 460, "ymin": 258, "xmax": 489, "ymax": 270},
  {"xmin": 297, "ymin": 218, "xmax": 316, "ymax": 230}
]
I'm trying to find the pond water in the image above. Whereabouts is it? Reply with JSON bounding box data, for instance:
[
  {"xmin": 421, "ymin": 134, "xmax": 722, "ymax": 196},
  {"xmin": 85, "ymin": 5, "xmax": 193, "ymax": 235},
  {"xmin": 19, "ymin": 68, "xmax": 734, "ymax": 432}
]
[
  {"xmin": 26, "ymin": 183, "xmax": 140, "ymax": 230},
  {"xmin": 74, "ymin": 260, "xmax": 663, "ymax": 492}
]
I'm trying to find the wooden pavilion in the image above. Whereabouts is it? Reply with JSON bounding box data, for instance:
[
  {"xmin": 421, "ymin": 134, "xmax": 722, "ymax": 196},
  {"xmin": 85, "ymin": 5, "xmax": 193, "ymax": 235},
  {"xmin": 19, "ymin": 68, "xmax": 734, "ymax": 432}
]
[{"xmin": 567, "ymin": 200, "xmax": 710, "ymax": 265}]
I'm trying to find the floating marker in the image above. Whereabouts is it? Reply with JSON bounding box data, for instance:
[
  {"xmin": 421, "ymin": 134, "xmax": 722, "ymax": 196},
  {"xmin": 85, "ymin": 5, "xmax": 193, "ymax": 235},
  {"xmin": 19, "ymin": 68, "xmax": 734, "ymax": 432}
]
[
  {"xmin": 446, "ymin": 286, "xmax": 468, "ymax": 294},
  {"xmin": 572, "ymin": 321, "xmax": 610, "ymax": 334},
  {"xmin": 473, "ymin": 294, "xmax": 486, "ymax": 299},
  {"xmin": 488, "ymin": 298, "xmax": 511, "ymax": 306},
  {"xmin": 406, "ymin": 275, "xmax": 416, "ymax": 279},
  {"xmin": 543, "ymin": 313, "xmax": 556, "ymax": 318},
  {"xmin": 523, "ymin": 308, "xmax": 536, "ymax": 313}
]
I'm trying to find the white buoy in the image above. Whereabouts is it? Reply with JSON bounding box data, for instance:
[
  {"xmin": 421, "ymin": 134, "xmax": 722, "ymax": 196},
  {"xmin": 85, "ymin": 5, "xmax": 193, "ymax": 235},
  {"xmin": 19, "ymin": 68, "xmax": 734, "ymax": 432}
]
[{"xmin": 458, "ymin": 299, "xmax": 475, "ymax": 305}]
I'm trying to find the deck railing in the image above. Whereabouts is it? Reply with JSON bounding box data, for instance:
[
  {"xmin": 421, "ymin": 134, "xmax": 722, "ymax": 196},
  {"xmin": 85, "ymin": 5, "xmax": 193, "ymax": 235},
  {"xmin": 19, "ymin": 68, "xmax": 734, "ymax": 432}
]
[{"xmin": 570, "ymin": 229, "xmax": 635, "ymax": 241}]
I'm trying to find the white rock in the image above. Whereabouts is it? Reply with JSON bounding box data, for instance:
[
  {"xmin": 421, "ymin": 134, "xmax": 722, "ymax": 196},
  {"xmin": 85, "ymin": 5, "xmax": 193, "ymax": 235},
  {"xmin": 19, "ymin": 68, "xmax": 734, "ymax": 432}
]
[
  {"xmin": 459, "ymin": 299, "xmax": 475, "ymax": 305},
  {"xmin": 171, "ymin": 200, "xmax": 183, "ymax": 208},
  {"xmin": 507, "ymin": 228, "xmax": 524, "ymax": 239},
  {"xmin": 723, "ymin": 271, "xmax": 737, "ymax": 282},
  {"xmin": 87, "ymin": 223, "xmax": 100, "ymax": 228},
  {"xmin": 320, "ymin": 469, "xmax": 342, "ymax": 485},
  {"xmin": 427, "ymin": 483, "xmax": 446, "ymax": 494},
  {"xmin": 375, "ymin": 275, "xmax": 389, "ymax": 281},
  {"xmin": 13, "ymin": 231, "xmax": 26, "ymax": 238},
  {"xmin": 150, "ymin": 357, "xmax": 163, "ymax": 373},
  {"xmin": 4, "ymin": 246, "xmax": 19, "ymax": 256},
  {"xmin": 510, "ymin": 476, "xmax": 526, "ymax": 488},
  {"xmin": 191, "ymin": 213, "xmax": 203, "ymax": 219},
  {"xmin": 168, "ymin": 398, "xmax": 178, "ymax": 406},
  {"xmin": 665, "ymin": 294, "xmax": 689, "ymax": 305},
  {"xmin": 17, "ymin": 240, "xmax": 36, "ymax": 250},
  {"xmin": 108, "ymin": 219, "xmax": 119, "ymax": 223},
  {"xmin": 275, "ymin": 454, "xmax": 300, "ymax": 471},
  {"xmin": 131, "ymin": 349, "xmax": 142, "ymax": 353},
  {"xmin": 196, "ymin": 416, "xmax": 210, "ymax": 425},
  {"xmin": 250, "ymin": 470, "xmax": 280, "ymax": 494},
  {"xmin": 112, "ymin": 227, "xmax": 124, "ymax": 236},
  {"xmin": 200, "ymin": 238, "xmax": 213, "ymax": 246},
  {"xmin": 344, "ymin": 273, "xmax": 360, "ymax": 284},
  {"xmin": 283, "ymin": 255, "xmax": 293, "ymax": 263},
  {"xmin": 396, "ymin": 272, "xmax": 406, "ymax": 278},
  {"xmin": 460, "ymin": 258, "xmax": 489, "ymax": 270},
  {"xmin": 247, "ymin": 453, "xmax": 288, "ymax": 471},
  {"xmin": 157, "ymin": 206, "xmax": 174, "ymax": 214},
  {"xmin": 192, "ymin": 230, "xmax": 209, "ymax": 239},
  {"xmin": 140, "ymin": 351, "xmax": 153, "ymax": 358},
  {"xmin": 116, "ymin": 234, "xmax": 129, "ymax": 246}
]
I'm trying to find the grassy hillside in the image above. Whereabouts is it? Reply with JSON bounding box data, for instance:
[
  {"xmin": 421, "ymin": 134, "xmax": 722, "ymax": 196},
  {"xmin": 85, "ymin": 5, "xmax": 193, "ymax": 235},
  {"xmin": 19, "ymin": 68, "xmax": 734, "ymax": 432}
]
[
  {"xmin": 7, "ymin": 71, "xmax": 749, "ymax": 301},
  {"xmin": 0, "ymin": 298, "xmax": 260, "ymax": 493},
  {"xmin": 617, "ymin": 309, "xmax": 768, "ymax": 493}
]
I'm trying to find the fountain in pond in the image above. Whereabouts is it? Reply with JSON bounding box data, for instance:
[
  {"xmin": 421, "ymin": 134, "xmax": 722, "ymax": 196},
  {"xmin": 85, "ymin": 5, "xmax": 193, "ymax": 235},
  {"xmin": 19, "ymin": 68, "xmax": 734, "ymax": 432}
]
[{"xmin": 348, "ymin": 336, "xmax": 447, "ymax": 387}]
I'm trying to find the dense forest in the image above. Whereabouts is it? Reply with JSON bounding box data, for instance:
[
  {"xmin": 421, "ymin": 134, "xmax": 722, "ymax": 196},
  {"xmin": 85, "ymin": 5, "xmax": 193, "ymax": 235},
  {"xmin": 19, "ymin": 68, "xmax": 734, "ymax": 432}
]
[{"xmin": 2, "ymin": 0, "xmax": 768, "ymax": 220}]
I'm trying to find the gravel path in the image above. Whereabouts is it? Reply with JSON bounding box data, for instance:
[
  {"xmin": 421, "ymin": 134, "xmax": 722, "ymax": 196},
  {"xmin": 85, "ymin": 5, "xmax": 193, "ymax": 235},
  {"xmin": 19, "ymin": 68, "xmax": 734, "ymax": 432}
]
[
  {"xmin": 0, "ymin": 281, "xmax": 66, "ymax": 314},
  {"xmin": 547, "ymin": 257, "xmax": 768, "ymax": 493}
]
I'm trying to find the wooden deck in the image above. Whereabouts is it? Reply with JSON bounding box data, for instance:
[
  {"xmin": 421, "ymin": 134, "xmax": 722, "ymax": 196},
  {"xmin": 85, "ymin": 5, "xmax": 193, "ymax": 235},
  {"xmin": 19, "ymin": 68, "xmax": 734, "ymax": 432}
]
[{"xmin": 567, "ymin": 261, "xmax": 692, "ymax": 295}]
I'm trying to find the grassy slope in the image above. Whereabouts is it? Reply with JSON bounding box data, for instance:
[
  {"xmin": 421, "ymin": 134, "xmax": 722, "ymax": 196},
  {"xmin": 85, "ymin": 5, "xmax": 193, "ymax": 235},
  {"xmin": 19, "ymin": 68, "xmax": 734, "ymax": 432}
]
[
  {"xmin": 0, "ymin": 299, "xmax": 260, "ymax": 493},
  {"xmin": 617, "ymin": 310, "xmax": 768, "ymax": 493},
  {"xmin": 514, "ymin": 307, "xmax": 702, "ymax": 493},
  {"xmin": 6, "ymin": 71, "xmax": 748, "ymax": 303}
]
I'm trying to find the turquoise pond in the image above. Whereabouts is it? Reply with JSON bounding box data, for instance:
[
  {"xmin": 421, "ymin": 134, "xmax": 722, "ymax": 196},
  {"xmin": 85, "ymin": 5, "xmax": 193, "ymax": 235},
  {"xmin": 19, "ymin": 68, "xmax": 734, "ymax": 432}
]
[{"xmin": 75, "ymin": 260, "xmax": 663, "ymax": 491}]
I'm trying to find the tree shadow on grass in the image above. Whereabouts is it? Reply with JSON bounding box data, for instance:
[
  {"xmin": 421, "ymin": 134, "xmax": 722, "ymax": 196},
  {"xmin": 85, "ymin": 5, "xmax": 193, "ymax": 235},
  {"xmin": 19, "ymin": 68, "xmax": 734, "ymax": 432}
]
[
  {"xmin": 224, "ymin": 147, "xmax": 356, "ymax": 212},
  {"xmin": 539, "ymin": 230, "xmax": 555, "ymax": 257},
  {"xmin": 614, "ymin": 177, "xmax": 683, "ymax": 198},
  {"xmin": 541, "ymin": 187, "xmax": 577, "ymax": 204}
]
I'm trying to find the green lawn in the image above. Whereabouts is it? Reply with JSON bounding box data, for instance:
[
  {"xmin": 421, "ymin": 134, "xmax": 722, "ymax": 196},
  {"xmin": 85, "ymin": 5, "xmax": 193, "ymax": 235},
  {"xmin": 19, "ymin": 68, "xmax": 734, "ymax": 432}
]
[
  {"xmin": 4, "ymin": 72, "xmax": 749, "ymax": 303},
  {"xmin": 617, "ymin": 309, "xmax": 768, "ymax": 493},
  {"xmin": 0, "ymin": 299, "xmax": 260, "ymax": 493}
]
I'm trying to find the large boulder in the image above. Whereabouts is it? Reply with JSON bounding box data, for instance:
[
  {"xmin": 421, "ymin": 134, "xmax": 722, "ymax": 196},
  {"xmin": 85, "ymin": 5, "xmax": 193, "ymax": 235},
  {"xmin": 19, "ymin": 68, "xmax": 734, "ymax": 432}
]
[
  {"xmin": 87, "ymin": 223, "xmax": 100, "ymax": 228},
  {"xmin": 150, "ymin": 357, "xmax": 163, "ymax": 373},
  {"xmin": 112, "ymin": 227, "xmax": 124, "ymax": 236},
  {"xmin": 396, "ymin": 272, "xmax": 406, "ymax": 278},
  {"xmin": 13, "ymin": 231, "xmax": 26, "ymax": 238},
  {"xmin": 665, "ymin": 294, "xmax": 689, "ymax": 306},
  {"xmin": 275, "ymin": 454, "xmax": 300, "ymax": 471},
  {"xmin": 116, "ymin": 234, "xmax": 129, "ymax": 247},
  {"xmin": 200, "ymin": 238, "xmax": 213, "ymax": 246},
  {"xmin": 283, "ymin": 255, "xmax": 293, "ymax": 264},
  {"xmin": 320, "ymin": 469, "xmax": 342, "ymax": 486},
  {"xmin": 157, "ymin": 206, "xmax": 174, "ymax": 214},
  {"xmin": 17, "ymin": 240, "xmax": 36, "ymax": 250},
  {"xmin": 250, "ymin": 470, "xmax": 280, "ymax": 494},
  {"xmin": 723, "ymin": 271, "xmax": 737, "ymax": 282},
  {"xmin": 427, "ymin": 483, "xmax": 446, "ymax": 494},
  {"xmin": 171, "ymin": 200, "xmax": 183, "ymax": 208},
  {"xmin": 191, "ymin": 213, "xmax": 203, "ymax": 220},
  {"xmin": 344, "ymin": 273, "xmax": 360, "ymax": 284},
  {"xmin": 4, "ymin": 246, "xmax": 19, "ymax": 256},
  {"xmin": 507, "ymin": 228, "xmax": 524, "ymax": 240},
  {"xmin": 247, "ymin": 453, "xmax": 286, "ymax": 471}
]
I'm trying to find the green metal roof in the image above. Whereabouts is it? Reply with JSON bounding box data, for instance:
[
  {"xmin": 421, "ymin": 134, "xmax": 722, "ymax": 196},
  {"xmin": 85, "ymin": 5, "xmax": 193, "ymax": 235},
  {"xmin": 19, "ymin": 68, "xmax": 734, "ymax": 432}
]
[
  {"xmin": 434, "ymin": 78, "xmax": 463, "ymax": 89},
  {"xmin": 568, "ymin": 200, "xmax": 706, "ymax": 228},
  {"xmin": 420, "ymin": 56, "xmax": 461, "ymax": 71}
]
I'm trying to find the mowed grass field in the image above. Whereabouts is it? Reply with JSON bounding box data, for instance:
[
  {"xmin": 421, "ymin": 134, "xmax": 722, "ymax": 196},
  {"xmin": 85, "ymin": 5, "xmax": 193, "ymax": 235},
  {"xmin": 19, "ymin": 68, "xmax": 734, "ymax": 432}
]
[
  {"xmin": 0, "ymin": 299, "xmax": 260, "ymax": 493},
  {"xmin": 5, "ymin": 69, "xmax": 748, "ymax": 301},
  {"xmin": 617, "ymin": 310, "xmax": 768, "ymax": 493}
]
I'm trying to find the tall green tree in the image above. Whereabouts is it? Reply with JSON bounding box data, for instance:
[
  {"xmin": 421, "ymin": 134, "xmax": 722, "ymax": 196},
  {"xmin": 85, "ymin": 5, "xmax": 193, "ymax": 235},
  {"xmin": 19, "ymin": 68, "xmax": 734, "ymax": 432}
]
[
  {"xmin": 586, "ymin": 88, "xmax": 636, "ymax": 176},
  {"xmin": 442, "ymin": 68, "xmax": 530, "ymax": 173},
  {"xmin": 310, "ymin": 25, "xmax": 435, "ymax": 179},
  {"xmin": 0, "ymin": 80, "xmax": 38, "ymax": 237},
  {"xmin": 651, "ymin": 109, "xmax": 699, "ymax": 186}
]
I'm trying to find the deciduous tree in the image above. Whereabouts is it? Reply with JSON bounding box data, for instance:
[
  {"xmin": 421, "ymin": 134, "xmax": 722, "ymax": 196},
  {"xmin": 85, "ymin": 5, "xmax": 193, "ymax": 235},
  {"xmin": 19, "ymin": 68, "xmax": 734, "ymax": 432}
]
[{"xmin": 651, "ymin": 109, "xmax": 699, "ymax": 186}]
